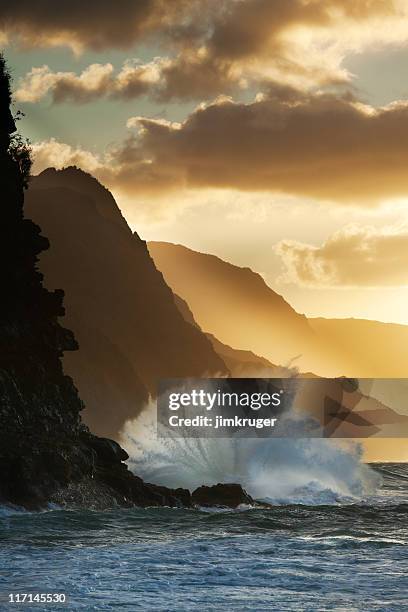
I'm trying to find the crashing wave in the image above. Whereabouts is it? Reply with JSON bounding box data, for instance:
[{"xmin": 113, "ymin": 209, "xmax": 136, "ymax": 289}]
[{"xmin": 121, "ymin": 401, "xmax": 381, "ymax": 506}]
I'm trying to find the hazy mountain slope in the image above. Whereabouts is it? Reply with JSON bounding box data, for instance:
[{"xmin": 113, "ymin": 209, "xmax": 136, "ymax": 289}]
[
  {"xmin": 148, "ymin": 242, "xmax": 350, "ymax": 375},
  {"xmin": 206, "ymin": 334, "xmax": 285, "ymax": 377},
  {"xmin": 149, "ymin": 242, "xmax": 318, "ymax": 366},
  {"xmin": 149, "ymin": 241, "xmax": 408, "ymax": 379},
  {"xmin": 172, "ymin": 288, "xmax": 408, "ymax": 437},
  {"xmin": 310, "ymin": 318, "xmax": 408, "ymax": 377},
  {"xmin": 25, "ymin": 168, "xmax": 227, "ymax": 437},
  {"xmin": 173, "ymin": 293, "xmax": 283, "ymax": 377}
]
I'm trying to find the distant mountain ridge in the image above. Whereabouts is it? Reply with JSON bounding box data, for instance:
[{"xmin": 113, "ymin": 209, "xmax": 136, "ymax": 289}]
[
  {"xmin": 148, "ymin": 241, "xmax": 408, "ymax": 378},
  {"xmin": 148, "ymin": 241, "xmax": 341, "ymax": 375},
  {"xmin": 149, "ymin": 241, "xmax": 319, "ymax": 368},
  {"xmin": 309, "ymin": 318, "xmax": 408, "ymax": 377},
  {"xmin": 173, "ymin": 293, "xmax": 284, "ymax": 377}
]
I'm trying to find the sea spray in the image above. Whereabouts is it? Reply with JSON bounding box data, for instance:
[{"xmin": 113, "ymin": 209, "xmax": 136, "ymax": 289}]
[{"xmin": 121, "ymin": 401, "xmax": 381, "ymax": 505}]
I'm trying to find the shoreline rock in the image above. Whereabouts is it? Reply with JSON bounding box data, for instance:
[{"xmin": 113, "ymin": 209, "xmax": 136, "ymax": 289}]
[
  {"xmin": 0, "ymin": 430, "xmax": 193, "ymax": 511},
  {"xmin": 192, "ymin": 483, "xmax": 254, "ymax": 508}
]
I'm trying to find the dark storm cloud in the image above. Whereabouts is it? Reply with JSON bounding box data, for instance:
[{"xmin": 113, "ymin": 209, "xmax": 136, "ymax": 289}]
[
  {"xmin": 32, "ymin": 87, "xmax": 408, "ymax": 204},
  {"xmin": 0, "ymin": 0, "xmax": 201, "ymax": 51},
  {"xmin": 105, "ymin": 91, "xmax": 408, "ymax": 203},
  {"xmin": 5, "ymin": 0, "xmax": 399, "ymax": 102}
]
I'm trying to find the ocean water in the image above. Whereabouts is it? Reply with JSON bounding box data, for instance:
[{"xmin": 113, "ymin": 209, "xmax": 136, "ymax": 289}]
[{"xmin": 1, "ymin": 463, "xmax": 407, "ymax": 611}]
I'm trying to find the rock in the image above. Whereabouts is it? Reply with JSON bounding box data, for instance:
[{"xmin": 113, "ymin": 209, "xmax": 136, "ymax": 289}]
[
  {"xmin": 82, "ymin": 434, "xmax": 129, "ymax": 463},
  {"xmin": 192, "ymin": 483, "xmax": 254, "ymax": 508}
]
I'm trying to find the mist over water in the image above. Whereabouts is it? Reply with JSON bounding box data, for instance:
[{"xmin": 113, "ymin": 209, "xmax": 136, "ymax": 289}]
[{"xmin": 121, "ymin": 402, "xmax": 381, "ymax": 504}]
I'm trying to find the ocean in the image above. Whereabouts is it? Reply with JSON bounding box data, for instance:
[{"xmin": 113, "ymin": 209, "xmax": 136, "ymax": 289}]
[{"xmin": 1, "ymin": 463, "xmax": 407, "ymax": 611}]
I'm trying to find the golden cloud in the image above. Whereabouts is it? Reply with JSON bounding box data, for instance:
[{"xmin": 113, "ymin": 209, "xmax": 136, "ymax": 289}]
[
  {"xmin": 30, "ymin": 136, "xmax": 185, "ymax": 195},
  {"xmin": 275, "ymin": 226, "xmax": 408, "ymax": 287},
  {"xmin": 121, "ymin": 93, "xmax": 408, "ymax": 202},
  {"xmin": 30, "ymin": 89, "xmax": 408, "ymax": 204},
  {"xmin": 15, "ymin": 59, "xmax": 166, "ymax": 103},
  {"xmin": 15, "ymin": 56, "xmax": 242, "ymax": 104},
  {"xmin": 31, "ymin": 138, "xmax": 101, "ymax": 174}
]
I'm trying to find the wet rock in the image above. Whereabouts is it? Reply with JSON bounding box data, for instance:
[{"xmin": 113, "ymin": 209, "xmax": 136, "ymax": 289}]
[
  {"xmin": 192, "ymin": 483, "xmax": 254, "ymax": 508},
  {"xmin": 83, "ymin": 434, "xmax": 129, "ymax": 464}
]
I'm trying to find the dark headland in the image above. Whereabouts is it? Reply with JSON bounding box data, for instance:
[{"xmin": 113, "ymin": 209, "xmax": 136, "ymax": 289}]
[{"xmin": 0, "ymin": 55, "xmax": 252, "ymax": 512}]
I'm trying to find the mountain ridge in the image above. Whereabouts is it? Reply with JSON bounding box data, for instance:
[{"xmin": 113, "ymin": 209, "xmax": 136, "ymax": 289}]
[{"xmin": 149, "ymin": 241, "xmax": 408, "ymax": 378}]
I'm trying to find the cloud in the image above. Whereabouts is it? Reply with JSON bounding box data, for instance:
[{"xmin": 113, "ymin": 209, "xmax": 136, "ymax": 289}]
[
  {"xmin": 31, "ymin": 138, "xmax": 101, "ymax": 173},
  {"xmin": 120, "ymin": 92, "xmax": 408, "ymax": 203},
  {"xmin": 30, "ymin": 136, "xmax": 185, "ymax": 195},
  {"xmin": 0, "ymin": 0, "xmax": 395, "ymax": 54},
  {"xmin": 15, "ymin": 59, "xmax": 166, "ymax": 103},
  {"xmin": 30, "ymin": 88, "xmax": 408, "ymax": 204},
  {"xmin": 275, "ymin": 226, "xmax": 408, "ymax": 287},
  {"xmin": 0, "ymin": 0, "xmax": 202, "ymax": 53},
  {"xmin": 6, "ymin": 1, "xmax": 408, "ymax": 100},
  {"xmin": 15, "ymin": 55, "xmax": 242, "ymax": 104}
]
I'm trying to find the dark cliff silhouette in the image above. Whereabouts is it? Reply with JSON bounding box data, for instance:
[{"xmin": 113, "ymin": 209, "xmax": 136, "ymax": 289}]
[
  {"xmin": 25, "ymin": 167, "xmax": 228, "ymax": 438},
  {"xmin": 0, "ymin": 56, "xmax": 84, "ymax": 500},
  {"xmin": 0, "ymin": 55, "xmax": 192, "ymax": 509}
]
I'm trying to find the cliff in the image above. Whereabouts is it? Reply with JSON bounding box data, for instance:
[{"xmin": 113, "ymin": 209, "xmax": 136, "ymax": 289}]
[
  {"xmin": 148, "ymin": 241, "xmax": 329, "ymax": 373},
  {"xmin": 173, "ymin": 293, "xmax": 285, "ymax": 377},
  {"xmin": 25, "ymin": 168, "xmax": 227, "ymax": 438},
  {"xmin": 0, "ymin": 55, "xmax": 190, "ymax": 510}
]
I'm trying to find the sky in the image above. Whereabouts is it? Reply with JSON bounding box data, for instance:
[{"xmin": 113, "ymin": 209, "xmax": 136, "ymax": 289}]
[{"xmin": 2, "ymin": 0, "xmax": 408, "ymax": 324}]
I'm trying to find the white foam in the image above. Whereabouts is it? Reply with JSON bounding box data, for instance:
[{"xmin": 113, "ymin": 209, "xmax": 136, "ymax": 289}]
[{"xmin": 121, "ymin": 401, "xmax": 381, "ymax": 505}]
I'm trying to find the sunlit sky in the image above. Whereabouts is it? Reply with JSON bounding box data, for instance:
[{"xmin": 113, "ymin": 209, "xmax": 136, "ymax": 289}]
[{"xmin": 3, "ymin": 0, "xmax": 408, "ymax": 324}]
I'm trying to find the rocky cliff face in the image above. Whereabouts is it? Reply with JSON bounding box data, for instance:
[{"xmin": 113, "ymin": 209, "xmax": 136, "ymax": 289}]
[
  {"xmin": 25, "ymin": 168, "xmax": 228, "ymax": 438},
  {"xmin": 0, "ymin": 56, "xmax": 191, "ymax": 510}
]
